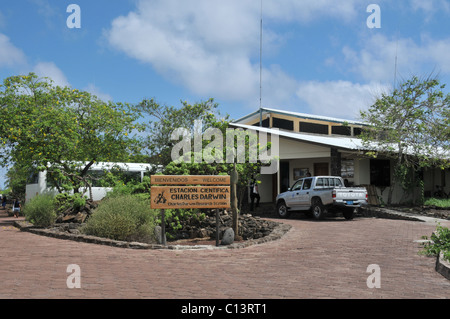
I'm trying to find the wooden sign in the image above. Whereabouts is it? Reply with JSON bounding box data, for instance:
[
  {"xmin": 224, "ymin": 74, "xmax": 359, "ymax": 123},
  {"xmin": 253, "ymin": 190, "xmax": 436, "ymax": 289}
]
[
  {"xmin": 151, "ymin": 175, "xmax": 230, "ymax": 185},
  {"xmin": 151, "ymin": 186, "xmax": 230, "ymax": 209},
  {"xmin": 150, "ymin": 175, "xmax": 231, "ymax": 209}
]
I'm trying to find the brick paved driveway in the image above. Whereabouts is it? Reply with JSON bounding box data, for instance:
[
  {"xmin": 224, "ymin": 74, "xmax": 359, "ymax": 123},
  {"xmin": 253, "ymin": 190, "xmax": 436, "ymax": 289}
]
[{"xmin": 1, "ymin": 211, "xmax": 449, "ymax": 299}]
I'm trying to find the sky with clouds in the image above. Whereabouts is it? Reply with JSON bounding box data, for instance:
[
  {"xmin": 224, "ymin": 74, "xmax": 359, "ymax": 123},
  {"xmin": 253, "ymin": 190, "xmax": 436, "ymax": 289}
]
[{"xmin": 0, "ymin": 0, "xmax": 450, "ymax": 187}]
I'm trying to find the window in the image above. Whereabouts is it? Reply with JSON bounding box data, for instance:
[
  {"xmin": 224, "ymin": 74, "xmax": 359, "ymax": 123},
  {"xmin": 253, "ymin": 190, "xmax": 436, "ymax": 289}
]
[
  {"xmin": 302, "ymin": 178, "xmax": 313, "ymax": 190},
  {"xmin": 27, "ymin": 172, "xmax": 39, "ymax": 184},
  {"xmin": 291, "ymin": 179, "xmax": 303, "ymax": 191},
  {"xmin": 252, "ymin": 118, "xmax": 269, "ymax": 128},
  {"xmin": 316, "ymin": 178, "xmax": 324, "ymax": 187},
  {"xmin": 341, "ymin": 160, "xmax": 354, "ymax": 179},
  {"xmin": 300, "ymin": 122, "xmax": 328, "ymax": 135},
  {"xmin": 370, "ymin": 159, "xmax": 391, "ymax": 187},
  {"xmin": 317, "ymin": 178, "xmax": 328, "ymax": 187},
  {"xmin": 353, "ymin": 127, "xmax": 363, "ymax": 136},
  {"xmin": 332, "ymin": 126, "xmax": 351, "ymax": 136},
  {"xmin": 272, "ymin": 117, "xmax": 294, "ymax": 130}
]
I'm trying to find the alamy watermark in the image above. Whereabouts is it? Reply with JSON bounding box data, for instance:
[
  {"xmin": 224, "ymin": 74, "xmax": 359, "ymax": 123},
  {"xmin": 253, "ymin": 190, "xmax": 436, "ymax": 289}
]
[
  {"xmin": 66, "ymin": 264, "xmax": 81, "ymax": 289},
  {"xmin": 66, "ymin": 4, "xmax": 81, "ymax": 29},
  {"xmin": 367, "ymin": 4, "xmax": 381, "ymax": 29},
  {"xmin": 366, "ymin": 264, "xmax": 381, "ymax": 289},
  {"xmin": 170, "ymin": 120, "xmax": 279, "ymax": 174}
]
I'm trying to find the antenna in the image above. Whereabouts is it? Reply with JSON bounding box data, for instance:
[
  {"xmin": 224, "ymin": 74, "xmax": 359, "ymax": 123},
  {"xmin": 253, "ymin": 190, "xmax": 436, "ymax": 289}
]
[
  {"xmin": 394, "ymin": 37, "xmax": 398, "ymax": 90},
  {"xmin": 259, "ymin": 0, "xmax": 263, "ymax": 127},
  {"xmin": 393, "ymin": 24, "xmax": 399, "ymax": 90}
]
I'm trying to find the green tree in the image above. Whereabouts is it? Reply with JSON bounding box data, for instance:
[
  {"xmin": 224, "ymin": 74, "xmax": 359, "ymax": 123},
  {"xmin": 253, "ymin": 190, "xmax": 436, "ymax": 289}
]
[
  {"xmin": 138, "ymin": 97, "xmax": 228, "ymax": 167},
  {"xmin": 360, "ymin": 75, "xmax": 450, "ymax": 204},
  {"xmin": 0, "ymin": 73, "xmax": 143, "ymax": 199},
  {"xmin": 163, "ymin": 121, "xmax": 268, "ymax": 212},
  {"xmin": 5, "ymin": 162, "xmax": 30, "ymax": 202}
]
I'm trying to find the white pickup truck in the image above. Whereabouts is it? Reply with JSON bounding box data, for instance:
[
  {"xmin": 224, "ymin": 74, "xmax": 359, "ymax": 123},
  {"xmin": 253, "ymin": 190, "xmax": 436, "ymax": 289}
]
[{"xmin": 275, "ymin": 176, "xmax": 368, "ymax": 220}]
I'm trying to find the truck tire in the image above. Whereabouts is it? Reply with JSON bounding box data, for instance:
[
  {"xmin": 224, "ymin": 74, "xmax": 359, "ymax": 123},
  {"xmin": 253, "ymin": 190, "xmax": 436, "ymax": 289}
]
[
  {"xmin": 343, "ymin": 209, "xmax": 354, "ymax": 220},
  {"xmin": 311, "ymin": 198, "xmax": 326, "ymax": 220},
  {"xmin": 277, "ymin": 201, "xmax": 290, "ymax": 218},
  {"xmin": 343, "ymin": 207, "xmax": 358, "ymax": 220}
]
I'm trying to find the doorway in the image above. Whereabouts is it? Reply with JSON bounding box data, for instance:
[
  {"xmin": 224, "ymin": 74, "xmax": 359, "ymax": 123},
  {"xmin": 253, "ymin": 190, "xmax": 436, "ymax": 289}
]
[
  {"xmin": 280, "ymin": 161, "xmax": 290, "ymax": 193},
  {"xmin": 314, "ymin": 162, "xmax": 329, "ymax": 176}
]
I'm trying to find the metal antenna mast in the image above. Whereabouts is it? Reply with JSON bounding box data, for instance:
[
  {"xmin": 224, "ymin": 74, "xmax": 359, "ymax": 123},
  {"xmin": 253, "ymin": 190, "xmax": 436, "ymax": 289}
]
[{"xmin": 259, "ymin": 0, "xmax": 263, "ymax": 127}]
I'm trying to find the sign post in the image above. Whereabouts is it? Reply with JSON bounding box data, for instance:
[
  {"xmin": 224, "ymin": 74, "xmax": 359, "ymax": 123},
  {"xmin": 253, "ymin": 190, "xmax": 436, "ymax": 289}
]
[{"xmin": 150, "ymin": 175, "xmax": 231, "ymax": 246}]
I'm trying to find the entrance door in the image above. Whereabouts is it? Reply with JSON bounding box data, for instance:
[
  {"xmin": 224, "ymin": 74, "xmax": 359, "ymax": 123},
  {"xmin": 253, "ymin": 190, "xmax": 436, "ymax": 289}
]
[
  {"xmin": 297, "ymin": 177, "xmax": 313, "ymax": 208},
  {"xmin": 280, "ymin": 161, "xmax": 290, "ymax": 193},
  {"xmin": 314, "ymin": 162, "xmax": 329, "ymax": 176}
]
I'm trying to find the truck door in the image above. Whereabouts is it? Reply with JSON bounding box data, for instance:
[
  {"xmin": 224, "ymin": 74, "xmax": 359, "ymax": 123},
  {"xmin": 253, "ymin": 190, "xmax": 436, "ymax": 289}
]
[
  {"xmin": 297, "ymin": 178, "xmax": 313, "ymax": 208},
  {"xmin": 288, "ymin": 179, "xmax": 303, "ymax": 208}
]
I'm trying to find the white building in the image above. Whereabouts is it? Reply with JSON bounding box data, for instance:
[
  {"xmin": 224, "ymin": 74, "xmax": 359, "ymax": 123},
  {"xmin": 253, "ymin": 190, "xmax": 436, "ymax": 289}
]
[
  {"xmin": 25, "ymin": 162, "xmax": 152, "ymax": 202},
  {"xmin": 230, "ymin": 108, "xmax": 449, "ymax": 204}
]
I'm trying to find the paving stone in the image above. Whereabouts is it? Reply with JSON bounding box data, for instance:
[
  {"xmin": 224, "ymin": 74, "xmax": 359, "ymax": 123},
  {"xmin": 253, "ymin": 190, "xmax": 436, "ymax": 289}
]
[{"xmin": 0, "ymin": 211, "xmax": 449, "ymax": 298}]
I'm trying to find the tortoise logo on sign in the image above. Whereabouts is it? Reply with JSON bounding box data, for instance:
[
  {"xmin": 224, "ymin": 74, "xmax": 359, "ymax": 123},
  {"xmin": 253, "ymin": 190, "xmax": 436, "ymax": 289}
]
[{"xmin": 153, "ymin": 191, "xmax": 167, "ymax": 205}]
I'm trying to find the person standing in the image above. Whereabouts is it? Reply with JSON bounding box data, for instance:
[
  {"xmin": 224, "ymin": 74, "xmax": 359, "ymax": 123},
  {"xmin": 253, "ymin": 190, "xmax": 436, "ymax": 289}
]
[
  {"xmin": 250, "ymin": 179, "xmax": 260, "ymax": 211},
  {"xmin": 13, "ymin": 199, "xmax": 21, "ymax": 218}
]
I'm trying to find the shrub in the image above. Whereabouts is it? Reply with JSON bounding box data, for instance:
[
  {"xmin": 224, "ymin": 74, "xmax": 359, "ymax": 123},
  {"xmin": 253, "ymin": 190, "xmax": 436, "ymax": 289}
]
[
  {"xmin": 162, "ymin": 208, "xmax": 206, "ymax": 240},
  {"xmin": 53, "ymin": 193, "xmax": 87, "ymax": 215},
  {"xmin": 421, "ymin": 223, "xmax": 450, "ymax": 262},
  {"xmin": 105, "ymin": 176, "xmax": 151, "ymax": 200},
  {"xmin": 424, "ymin": 198, "xmax": 450, "ymax": 208},
  {"xmin": 23, "ymin": 193, "xmax": 57, "ymax": 227},
  {"xmin": 81, "ymin": 195, "xmax": 157, "ymax": 243}
]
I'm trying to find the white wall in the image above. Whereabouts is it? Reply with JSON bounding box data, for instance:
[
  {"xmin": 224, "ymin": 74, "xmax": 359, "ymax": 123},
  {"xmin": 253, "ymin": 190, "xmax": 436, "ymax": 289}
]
[
  {"xmin": 25, "ymin": 171, "xmax": 47, "ymax": 203},
  {"xmin": 279, "ymin": 138, "xmax": 330, "ymax": 159},
  {"xmin": 353, "ymin": 158, "xmax": 370, "ymax": 185}
]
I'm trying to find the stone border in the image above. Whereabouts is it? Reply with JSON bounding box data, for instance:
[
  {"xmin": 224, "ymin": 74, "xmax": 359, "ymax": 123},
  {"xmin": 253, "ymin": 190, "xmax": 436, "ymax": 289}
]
[
  {"xmin": 360, "ymin": 206, "xmax": 424, "ymax": 222},
  {"xmin": 435, "ymin": 252, "xmax": 450, "ymax": 280},
  {"xmin": 14, "ymin": 220, "xmax": 292, "ymax": 250}
]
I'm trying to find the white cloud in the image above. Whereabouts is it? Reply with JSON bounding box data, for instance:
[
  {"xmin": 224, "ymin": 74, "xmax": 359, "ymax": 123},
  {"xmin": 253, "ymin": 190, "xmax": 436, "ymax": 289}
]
[
  {"xmin": 410, "ymin": 0, "xmax": 450, "ymax": 15},
  {"xmin": 32, "ymin": 64, "xmax": 114, "ymax": 102},
  {"xmin": 296, "ymin": 80, "xmax": 389, "ymax": 119},
  {"xmin": 84, "ymin": 83, "xmax": 113, "ymax": 102},
  {"xmin": 105, "ymin": 0, "xmax": 362, "ymax": 106},
  {"xmin": 104, "ymin": 0, "xmax": 449, "ymax": 121},
  {"xmin": 262, "ymin": 0, "xmax": 359, "ymax": 23},
  {"xmin": 342, "ymin": 34, "xmax": 450, "ymax": 83},
  {"xmin": 32, "ymin": 61, "xmax": 70, "ymax": 87},
  {"xmin": 0, "ymin": 33, "xmax": 27, "ymax": 68}
]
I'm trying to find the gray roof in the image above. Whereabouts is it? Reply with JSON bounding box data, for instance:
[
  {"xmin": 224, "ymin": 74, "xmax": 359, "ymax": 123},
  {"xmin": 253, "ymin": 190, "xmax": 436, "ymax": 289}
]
[
  {"xmin": 233, "ymin": 107, "xmax": 368, "ymax": 126},
  {"xmin": 229, "ymin": 123, "xmax": 366, "ymax": 151},
  {"xmin": 229, "ymin": 123, "xmax": 450, "ymax": 160}
]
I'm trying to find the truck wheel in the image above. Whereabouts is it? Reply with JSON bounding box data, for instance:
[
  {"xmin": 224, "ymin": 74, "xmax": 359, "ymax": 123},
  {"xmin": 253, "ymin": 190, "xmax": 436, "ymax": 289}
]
[
  {"xmin": 343, "ymin": 207, "xmax": 358, "ymax": 220},
  {"xmin": 277, "ymin": 201, "xmax": 290, "ymax": 218},
  {"xmin": 311, "ymin": 198, "xmax": 325, "ymax": 220},
  {"xmin": 343, "ymin": 209, "xmax": 354, "ymax": 220}
]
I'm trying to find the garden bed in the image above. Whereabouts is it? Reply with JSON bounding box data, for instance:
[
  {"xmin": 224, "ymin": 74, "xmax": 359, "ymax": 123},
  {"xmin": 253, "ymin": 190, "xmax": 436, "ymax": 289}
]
[{"xmin": 14, "ymin": 213, "xmax": 291, "ymax": 250}]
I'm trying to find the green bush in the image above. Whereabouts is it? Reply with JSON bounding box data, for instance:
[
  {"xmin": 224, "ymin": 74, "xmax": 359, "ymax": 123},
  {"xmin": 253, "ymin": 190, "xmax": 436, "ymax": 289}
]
[
  {"xmin": 421, "ymin": 223, "xmax": 450, "ymax": 262},
  {"xmin": 23, "ymin": 193, "xmax": 57, "ymax": 227},
  {"xmin": 53, "ymin": 193, "xmax": 87, "ymax": 215},
  {"xmin": 161, "ymin": 208, "xmax": 206, "ymax": 240},
  {"xmin": 81, "ymin": 195, "xmax": 157, "ymax": 243},
  {"xmin": 105, "ymin": 176, "xmax": 151, "ymax": 200},
  {"xmin": 424, "ymin": 198, "xmax": 450, "ymax": 208}
]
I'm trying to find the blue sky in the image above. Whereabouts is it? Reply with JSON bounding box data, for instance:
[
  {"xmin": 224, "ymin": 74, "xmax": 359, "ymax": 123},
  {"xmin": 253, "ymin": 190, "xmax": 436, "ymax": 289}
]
[{"xmin": 1, "ymin": 0, "xmax": 450, "ymax": 188}]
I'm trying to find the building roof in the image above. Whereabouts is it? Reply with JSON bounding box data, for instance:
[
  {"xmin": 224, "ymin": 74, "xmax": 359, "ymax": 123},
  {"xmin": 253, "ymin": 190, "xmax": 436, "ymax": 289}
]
[
  {"xmin": 229, "ymin": 123, "xmax": 367, "ymax": 151},
  {"xmin": 229, "ymin": 123, "xmax": 450, "ymax": 160},
  {"xmin": 233, "ymin": 107, "xmax": 368, "ymax": 126}
]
